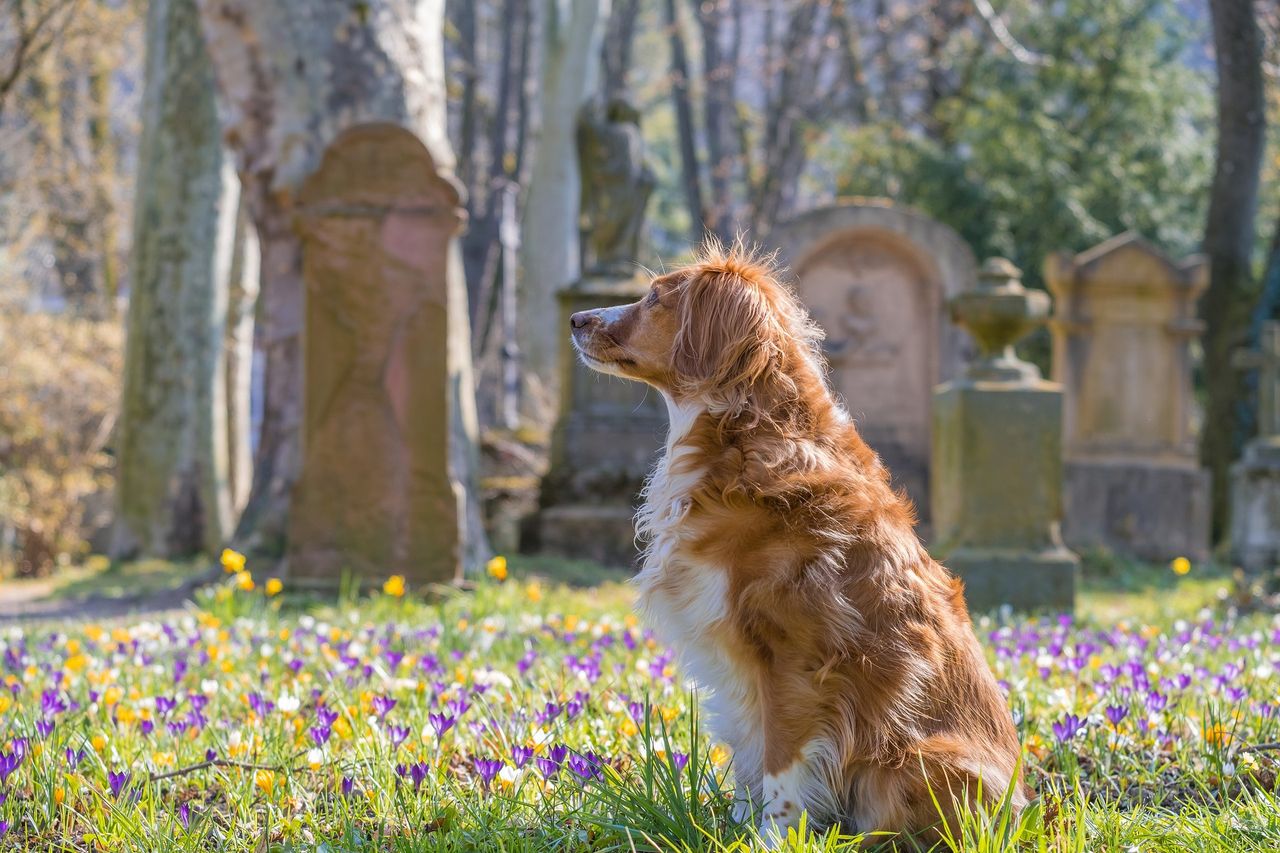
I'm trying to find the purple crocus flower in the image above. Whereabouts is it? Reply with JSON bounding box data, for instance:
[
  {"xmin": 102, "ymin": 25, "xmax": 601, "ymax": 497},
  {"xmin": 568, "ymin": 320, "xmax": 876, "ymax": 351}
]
[
  {"xmin": 41, "ymin": 689, "xmax": 68, "ymax": 716},
  {"xmin": 0, "ymin": 747, "xmax": 24, "ymax": 782},
  {"xmin": 445, "ymin": 697, "xmax": 470, "ymax": 718},
  {"xmin": 315, "ymin": 705, "xmax": 339, "ymax": 728},
  {"xmin": 311, "ymin": 726, "xmax": 332, "ymax": 747},
  {"xmin": 341, "ymin": 776, "xmax": 355, "ymax": 796},
  {"xmin": 247, "ymin": 693, "xmax": 273, "ymax": 717},
  {"xmin": 35, "ymin": 718, "xmax": 54, "ymax": 739},
  {"xmin": 371, "ymin": 695, "xmax": 397, "ymax": 720},
  {"xmin": 1104, "ymin": 705, "xmax": 1129, "ymax": 726},
  {"xmin": 410, "ymin": 761, "xmax": 429, "ymax": 790},
  {"xmin": 1051, "ymin": 713, "xmax": 1085, "ymax": 742},
  {"xmin": 512, "ymin": 745, "xmax": 534, "ymax": 768},
  {"xmin": 156, "ymin": 696, "xmax": 178, "ymax": 717},
  {"xmin": 535, "ymin": 757, "xmax": 560, "ymax": 779},
  {"xmin": 548, "ymin": 744, "xmax": 569, "ymax": 765},
  {"xmin": 0, "ymin": 820, "xmax": 8, "ymax": 836},
  {"xmin": 108, "ymin": 769, "xmax": 132, "ymax": 799},
  {"xmin": 428, "ymin": 712, "xmax": 455, "ymax": 737},
  {"xmin": 386, "ymin": 724, "xmax": 411, "ymax": 748},
  {"xmin": 672, "ymin": 752, "xmax": 690, "ymax": 772},
  {"xmin": 474, "ymin": 757, "xmax": 503, "ymax": 790},
  {"xmin": 139, "ymin": 720, "xmax": 154, "ymax": 736},
  {"xmin": 65, "ymin": 747, "xmax": 85, "ymax": 769},
  {"xmin": 178, "ymin": 802, "xmax": 190, "ymax": 831},
  {"xmin": 568, "ymin": 752, "xmax": 605, "ymax": 782}
]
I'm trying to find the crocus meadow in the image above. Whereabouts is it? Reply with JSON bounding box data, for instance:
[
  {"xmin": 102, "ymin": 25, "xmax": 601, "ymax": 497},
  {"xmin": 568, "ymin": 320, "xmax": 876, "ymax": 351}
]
[{"xmin": 0, "ymin": 557, "xmax": 1278, "ymax": 851}]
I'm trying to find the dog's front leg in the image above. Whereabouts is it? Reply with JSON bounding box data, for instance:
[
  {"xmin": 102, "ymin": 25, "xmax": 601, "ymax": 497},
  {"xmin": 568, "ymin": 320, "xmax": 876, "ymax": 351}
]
[{"xmin": 756, "ymin": 673, "xmax": 820, "ymax": 849}]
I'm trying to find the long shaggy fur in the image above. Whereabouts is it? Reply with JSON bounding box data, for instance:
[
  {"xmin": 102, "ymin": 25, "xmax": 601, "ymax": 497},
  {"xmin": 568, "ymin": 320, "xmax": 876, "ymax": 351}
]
[{"xmin": 569, "ymin": 240, "xmax": 1028, "ymax": 845}]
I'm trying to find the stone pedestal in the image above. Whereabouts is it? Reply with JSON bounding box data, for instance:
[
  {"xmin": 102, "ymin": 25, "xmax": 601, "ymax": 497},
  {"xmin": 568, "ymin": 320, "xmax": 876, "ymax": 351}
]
[
  {"xmin": 1231, "ymin": 439, "xmax": 1280, "ymax": 573},
  {"xmin": 287, "ymin": 124, "xmax": 462, "ymax": 587},
  {"xmin": 931, "ymin": 259, "xmax": 1078, "ymax": 613},
  {"xmin": 1046, "ymin": 233, "xmax": 1209, "ymax": 561},
  {"xmin": 535, "ymin": 274, "xmax": 667, "ymax": 566},
  {"xmin": 1065, "ymin": 461, "xmax": 1210, "ymax": 562}
]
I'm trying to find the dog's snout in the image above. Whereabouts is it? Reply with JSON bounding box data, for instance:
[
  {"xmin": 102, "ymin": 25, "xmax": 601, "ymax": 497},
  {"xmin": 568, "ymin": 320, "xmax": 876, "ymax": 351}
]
[{"xmin": 570, "ymin": 311, "xmax": 596, "ymax": 330}]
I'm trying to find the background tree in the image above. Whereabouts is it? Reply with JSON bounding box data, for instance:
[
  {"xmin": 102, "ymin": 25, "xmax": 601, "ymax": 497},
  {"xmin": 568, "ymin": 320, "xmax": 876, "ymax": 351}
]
[
  {"xmin": 1201, "ymin": 0, "xmax": 1266, "ymax": 536},
  {"xmin": 516, "ymin": 0, "xmax": 606, "ymax": 415},
  {"xmin": 195, "ymin": 0, "xmax": 490, "ymax": 570},
  {"xmin": 112, "ymin": 0, "xmax": 237, "ymax": 559}
]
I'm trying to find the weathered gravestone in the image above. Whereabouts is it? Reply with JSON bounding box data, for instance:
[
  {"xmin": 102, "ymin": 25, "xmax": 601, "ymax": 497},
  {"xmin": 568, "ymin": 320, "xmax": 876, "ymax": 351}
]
[
  {"xmin": 288, "ymin": 124, "xmax": 463, "ymax": 586},
  {"xmin": 537, "ymin": 97, "xmax": 662, "ymax": 566},
  {"xmin": 932, "ymin": 259, "xmax": 1078, "ymax": 613},
  {"xmin": 1231, "ymin": 322, "xmax": 1280, "ymax": 572},
  {"xmin": 1046, "ymin": 233, "xmax": 1210, "ymax": 562},
  {"xmin": 769, "ymin": 201, "xmax": 977, "ymax": 525}
]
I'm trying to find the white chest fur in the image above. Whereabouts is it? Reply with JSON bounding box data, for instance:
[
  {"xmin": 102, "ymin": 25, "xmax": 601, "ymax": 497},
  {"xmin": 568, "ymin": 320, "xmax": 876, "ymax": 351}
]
[{"xmin": 633, "ymin": 396, "xmax": 765, "ymax": 796}]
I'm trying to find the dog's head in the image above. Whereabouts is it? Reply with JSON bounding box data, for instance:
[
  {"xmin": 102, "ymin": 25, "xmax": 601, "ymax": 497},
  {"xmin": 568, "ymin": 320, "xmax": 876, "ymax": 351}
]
[{"xmin": 570, "ymin": 243, "xmax": 820, "ymax": 420}]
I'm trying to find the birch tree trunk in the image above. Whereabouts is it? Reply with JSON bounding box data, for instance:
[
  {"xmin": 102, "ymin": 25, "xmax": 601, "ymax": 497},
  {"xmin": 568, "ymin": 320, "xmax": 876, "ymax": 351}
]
[
  {"xmin": 516, "ymin": 0, "xmax": 606, "ymax": 416},
  {"xmin": 224, "ymin": 193, "xmax": 258, "ymax": 515},
  {"xmin": 112, "ymin": 0, "xmax": 237, "ymax": 559},
  {"xmin": 196, "ymin": 0, "xmax": 490, "ymax": 570}
]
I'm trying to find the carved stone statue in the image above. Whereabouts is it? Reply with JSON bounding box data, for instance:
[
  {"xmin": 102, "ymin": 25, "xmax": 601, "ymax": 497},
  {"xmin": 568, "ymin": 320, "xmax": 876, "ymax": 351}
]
[{"xmin": 576, "ymin": 97, "xmax": 655, "ymax": 276}]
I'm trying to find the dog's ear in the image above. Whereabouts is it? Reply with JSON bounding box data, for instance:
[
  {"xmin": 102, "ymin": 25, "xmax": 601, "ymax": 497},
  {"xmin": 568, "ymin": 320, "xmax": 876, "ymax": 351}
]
[{"xmin": 673, "ymin": 266, "xmax": 782, "ymax": 413}]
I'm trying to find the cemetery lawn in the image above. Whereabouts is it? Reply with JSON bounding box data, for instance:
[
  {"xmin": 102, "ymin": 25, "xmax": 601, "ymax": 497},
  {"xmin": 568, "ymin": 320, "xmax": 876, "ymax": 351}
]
[{"xmin": 1, "ymin": 555, "xmax": 1279, "ymax": 851}]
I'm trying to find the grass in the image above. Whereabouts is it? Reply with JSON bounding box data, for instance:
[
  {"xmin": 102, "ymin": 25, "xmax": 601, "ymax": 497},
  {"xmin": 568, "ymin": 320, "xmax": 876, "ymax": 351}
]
[{"xmin": 0, "ymin": 551, "xmax": 1276, "ymax": 851}]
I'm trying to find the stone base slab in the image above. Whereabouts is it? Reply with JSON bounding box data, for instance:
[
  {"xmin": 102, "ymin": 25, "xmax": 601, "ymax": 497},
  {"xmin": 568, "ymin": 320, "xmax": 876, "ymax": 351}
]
[
  {"xmin": 945, "ymin": 547, "xmax": 1079, "ymax": 614},
  {"xmin": 1063, "ymin": 460, "xmax": 1210, "ymax": 562},
  {"xmin": 538, "ymin": 504, "xmax": 640, "ymax": 569},
  {"xmin": 1231, "ymin": 440, "xmax": 1280, "ymax": 573}
]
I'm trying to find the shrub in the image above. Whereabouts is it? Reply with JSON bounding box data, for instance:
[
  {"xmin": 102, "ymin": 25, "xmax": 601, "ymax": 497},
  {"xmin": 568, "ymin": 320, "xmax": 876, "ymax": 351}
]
[{"xmin": 0, "ymin": 309, "xmax": 121, "ymax": 576}]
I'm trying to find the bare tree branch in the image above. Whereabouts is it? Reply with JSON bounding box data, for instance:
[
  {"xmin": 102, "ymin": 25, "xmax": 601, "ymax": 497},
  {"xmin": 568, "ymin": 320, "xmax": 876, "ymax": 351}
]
[{"xmin": 973, "ymin": 0, "xmax": 1051, "ymax": 67}]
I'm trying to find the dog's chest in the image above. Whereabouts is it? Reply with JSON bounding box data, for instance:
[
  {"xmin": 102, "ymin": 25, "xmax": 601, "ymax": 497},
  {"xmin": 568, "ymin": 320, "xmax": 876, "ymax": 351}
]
[{"xmin": 635, "ymin": 441, "xmax": 758, "ymax": 745}]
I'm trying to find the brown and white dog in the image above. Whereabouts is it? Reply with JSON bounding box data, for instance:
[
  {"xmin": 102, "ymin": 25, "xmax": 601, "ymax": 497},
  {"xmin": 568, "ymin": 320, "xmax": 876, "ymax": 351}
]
[{"xmin": 569, "ymin": 243, "xmax": 1026, "ymax": 846}]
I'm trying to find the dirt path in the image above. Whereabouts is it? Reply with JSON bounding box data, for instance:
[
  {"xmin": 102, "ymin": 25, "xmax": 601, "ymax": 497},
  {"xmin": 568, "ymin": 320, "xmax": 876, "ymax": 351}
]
[{"xmin": 0, "ymin": 570, "xmax": 215, "ymax": 624}]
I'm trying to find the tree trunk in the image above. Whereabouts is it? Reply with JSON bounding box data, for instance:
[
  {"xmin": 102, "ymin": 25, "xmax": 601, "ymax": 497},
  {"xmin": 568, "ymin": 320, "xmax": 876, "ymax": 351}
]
[
  {"xmin": 113, "ymin": 0, "xmax": 236, "ymax": 558},
  {"xmin": 516, "ymin": 0, "xmax": 605, "ymax": 416},
  {"xmin": 602, "ymin": 0, "xmax": 640, "ymax": 101},
  {"xmin": 696, "ymin": 0, "xmax": 737, "ymax": 241},
  {"xmin": 224, "ymin": 190, "xmax": 258, "ymax": 516},
  {"xmin": 663, "ymin": 0, "xmax": 705, "ymax": 240},
  {"xmin": 196, "ymin": 0, "xmax": 491, "ymax": 570},
  {"xmin": 1201, "ymin": 0, "xmax": 1266, "ymax": 538}
]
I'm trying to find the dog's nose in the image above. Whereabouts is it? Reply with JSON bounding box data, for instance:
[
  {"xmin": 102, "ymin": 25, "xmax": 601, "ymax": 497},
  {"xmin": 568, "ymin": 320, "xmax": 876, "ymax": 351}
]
[{"xmin": 570, "ymin": 311, "xmax": 595, "ymax": 330}]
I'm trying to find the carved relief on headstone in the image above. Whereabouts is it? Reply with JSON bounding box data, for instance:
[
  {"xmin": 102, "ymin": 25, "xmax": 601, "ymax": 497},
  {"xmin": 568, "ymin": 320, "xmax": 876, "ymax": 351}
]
[
  {"xmin": 1046, "ymin": 232, "xmax": 1210, "ymax": 561},
  {"xmin": 769, "ymin": 201, "xmax": 977, "ymax": 525},
  {"xmin": 287, "ymin": 124, "xmax": 463, "ymax": 586}
]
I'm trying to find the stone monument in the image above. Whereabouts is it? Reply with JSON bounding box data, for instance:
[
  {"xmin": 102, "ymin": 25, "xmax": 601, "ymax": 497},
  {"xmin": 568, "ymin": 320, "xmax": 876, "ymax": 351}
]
[
  {"xmin": 536, "ymin": 97, "xmax": 663, "ymax": 566},
  {"xmin": 932, "ymin": 259, "xmax": 1079, "ymax": 613},
  {"xmin": 576, "ymin": 97, "xmax": 656, "ymax": 275},
  {"xmin": 1231, "ymin": 322, "xmax": 1280, "ymax": 572},
  {"xmin": 1046, "ymin": 233, "xmax": 1210, "ymax": 562},
  {"xmin": 288, "ymin": 124, "xmax": 463, "ymax": 586},
  {"xmin": 769, "ymin": 201, "xmax": 977, "ymax": 526}
]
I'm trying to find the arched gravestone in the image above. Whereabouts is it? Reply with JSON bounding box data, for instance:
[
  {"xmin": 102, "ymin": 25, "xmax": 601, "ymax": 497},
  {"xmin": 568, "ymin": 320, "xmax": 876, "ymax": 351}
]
[
  {"xmin": 287, "ymin": 124, "xmax": 463, "ymax": 586},
  {"xmin": 1046, "ymin": 233, "xmax": 1209, "ymax": 562},
  {"xmin": 769, "ymin": 201, "xmax": 977, "ymax": 524}
]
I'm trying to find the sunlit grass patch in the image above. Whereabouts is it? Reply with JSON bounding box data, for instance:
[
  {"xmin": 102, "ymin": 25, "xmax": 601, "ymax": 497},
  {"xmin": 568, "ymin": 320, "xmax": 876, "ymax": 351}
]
[{"xmin": 0, "ymin": 556, "xmax": 1277, "ymax": 851}]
